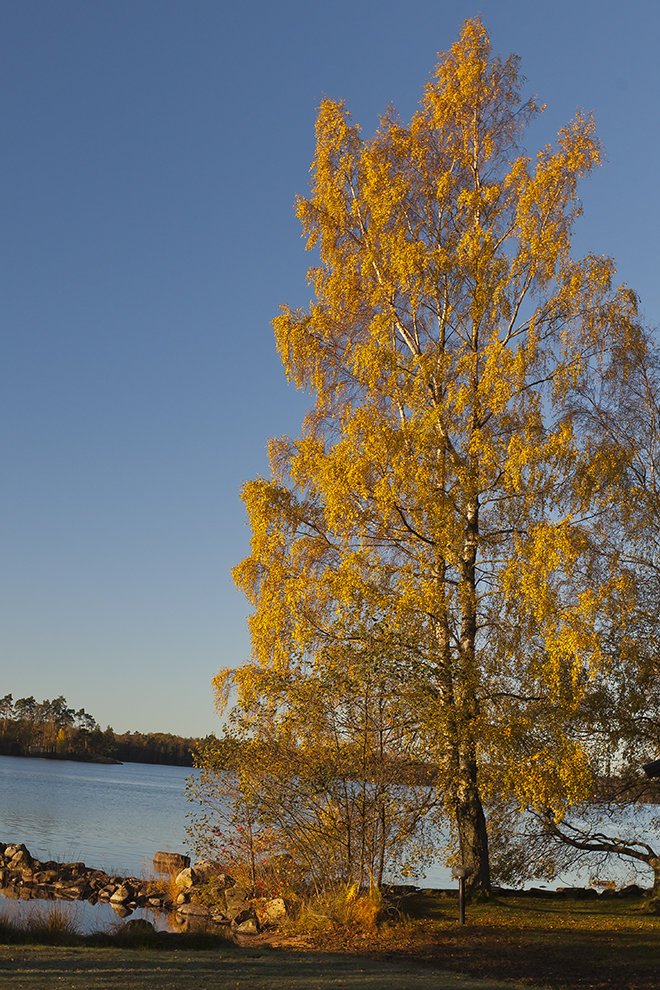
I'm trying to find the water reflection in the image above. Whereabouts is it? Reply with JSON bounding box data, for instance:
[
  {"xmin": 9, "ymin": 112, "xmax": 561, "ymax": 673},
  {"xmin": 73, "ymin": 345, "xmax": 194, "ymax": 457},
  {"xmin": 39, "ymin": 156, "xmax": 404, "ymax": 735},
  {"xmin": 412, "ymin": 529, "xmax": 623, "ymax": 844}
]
[{"xmin": 0, "ymin": 888, "xmax": 176, "ymax": 934}]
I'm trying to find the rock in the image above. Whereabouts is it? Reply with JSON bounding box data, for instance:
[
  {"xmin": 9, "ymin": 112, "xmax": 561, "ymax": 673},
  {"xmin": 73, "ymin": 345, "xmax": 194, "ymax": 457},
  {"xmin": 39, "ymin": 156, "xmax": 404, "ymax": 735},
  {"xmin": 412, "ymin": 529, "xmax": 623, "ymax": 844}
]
[
  {"xmin": 55, "ymin": 889, "xmax": 74, "ymax": 900},
  {"xmin": 10, "ymin": 850, "xmax": 32, "ymax": 868},
  {"xmin": 225, "ymin": 886, "xmax": 251, "ymax": 921},
  {"xmin": 176, "ymin": 892, "xmax": 188, "ymax": 904},
  {"xmin": 65, "ymin": 886, "xmax": 86, "ymax": 899},
  {"xmin": 110, "ymin": 885, "xmax": 132, "ymax": 904},
  {"xmin": 153, "ymin": 851, "xmax": 190, "ymax": 874},
  {"xmin": 175, "ymin": 867, "xmax": 196, "ymax": 890},
  {"xmin": 253, "ymin": 896, "xmax": 288, "ymax": 925},
  {"xmin": 177, "ymin": 901, "xmax": 210, "ymax": 917},
  {"xmin": 235, "ymin": 917, "xmax": 258, "ymax": 935},
  {"xmin": 122, "ymin": 918, "xmax": 156, "ymax": 933},
  {"xmin": 62, "ymin": 863, "xmax": 85, "ymax": 875},
  {"xmin": 5, "ymin": 844, "xmax": 28, "ymax": 860},
  {"xmin": 262, "ymin": 897, "xmax": 287, "ymax": 925},
  {"xmin": 34, "ymin": 887, "xmax": 55, "ymax": 900},
  {"xmin": 33, "ymin": 871, "xmax": 58, "ymax": 884},
  {"xmin": 191, "ymin": 859, "xmax": 222, "ymax": 877}
]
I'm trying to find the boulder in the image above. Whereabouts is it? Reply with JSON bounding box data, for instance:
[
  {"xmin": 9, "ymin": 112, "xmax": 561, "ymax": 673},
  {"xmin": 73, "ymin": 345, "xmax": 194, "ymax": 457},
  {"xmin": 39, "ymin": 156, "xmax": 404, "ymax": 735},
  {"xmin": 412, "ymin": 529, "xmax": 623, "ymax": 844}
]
[
  {"xmin": 110, "ymin": 885, "xmax": 133, "ymax": 904},
  {"xmin": 225, "ymin": 886, "xmax": 251, "ymax": 921},
  {"xmin": 177, "ymin": 901, "xmax": 210, "ymax": 917},
  {"xmin": 153, "ymin": 851, "xmax": 190, "ymax": 874},
  {"xmin": 191, "ymin": 859, "xmax": 223, "ymax": 878},
  {"xmin": 262, "ymin": 897, "xmax": 287, "ymax": 925},
  {"xmin": 175, "ymin": 867, "xmax": 196, "ymax": 890},
  {"xmin": 235, "ymin": 917, "xmax": 258, "ymax": 935},
  {"xmin": 253, "ymin": 896, "xmax": 288, "ymax": 925},
  {"xmin": 5, "ymin": 844, "xmax": 28, "ymax": 860},
  {"xmin": 9, "ymin": 850, "xmax": 32, "ymax": 868},
  {"xmin": 122, "ymin": 918, "xmax": 156, "ymax": 933}
]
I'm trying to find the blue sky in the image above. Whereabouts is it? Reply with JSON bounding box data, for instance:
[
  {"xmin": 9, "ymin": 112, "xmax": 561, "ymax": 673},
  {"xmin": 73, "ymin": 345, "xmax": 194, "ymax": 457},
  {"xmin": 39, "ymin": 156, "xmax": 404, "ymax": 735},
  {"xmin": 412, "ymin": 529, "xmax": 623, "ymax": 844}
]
[{"xmin": 0, "ymin": 0, "xmax": 657, "ymax": 737}]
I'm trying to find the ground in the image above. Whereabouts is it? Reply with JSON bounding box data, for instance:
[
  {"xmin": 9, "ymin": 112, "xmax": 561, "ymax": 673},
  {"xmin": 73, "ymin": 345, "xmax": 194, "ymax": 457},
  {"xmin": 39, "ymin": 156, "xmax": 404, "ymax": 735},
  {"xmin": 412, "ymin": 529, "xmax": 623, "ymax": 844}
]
[
  {"xmin": 1, "ymin": 891, "xmax": 659, "ymax": 989},
  {"xmin": 0, "ymin": 945, "xmax": 531, "ymax": 990}
]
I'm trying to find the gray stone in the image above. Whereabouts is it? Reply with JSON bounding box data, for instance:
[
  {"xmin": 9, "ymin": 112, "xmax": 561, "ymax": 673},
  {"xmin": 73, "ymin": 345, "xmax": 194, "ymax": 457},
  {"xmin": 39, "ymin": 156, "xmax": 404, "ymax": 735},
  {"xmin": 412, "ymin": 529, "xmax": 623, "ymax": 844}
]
[
  {"xmin": 177, "ymin": 901, "xmax": 210, "ymax": 917},
  {"xmin": 5, "ymin": 844, "xmax": 27, "ymax": 860},
  {"xmin": 122, "ymin": 918, "xmax": 156, "ymax": 933},
  {"xmin": 153, "ymin": 851, "xmax": 190, "ymax": 874},
  {"xmin": 110, "ymin": 885, "xmax": 132, "ymax": 904},
  {"xmin": 235, "ymin": 917, "xmax": 258, "ymax": 935},
  {"xmin": 225, "ymin": 886, "xmax": 251, "ymax": 921},
  {"xmin": 10, "ymin": 850, "xmax": 32, "ymax": 868},
  {"xmin": 262, "ymin": 897, "xmax": 287, "ymax": 924},
  {"xmin": 191, "ymin": 859, "xmax": 222, "ymax": 878},
  {"xmin": 175, "ymin": 867, "xmax": 196, "ymax": 890}
]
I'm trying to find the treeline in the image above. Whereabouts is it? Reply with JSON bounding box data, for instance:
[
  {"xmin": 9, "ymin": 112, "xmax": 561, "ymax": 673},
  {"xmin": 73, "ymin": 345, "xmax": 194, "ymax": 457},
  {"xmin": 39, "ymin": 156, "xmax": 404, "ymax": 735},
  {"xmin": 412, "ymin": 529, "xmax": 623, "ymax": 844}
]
[
  {"xmin": 0, "ymin": 693, "xmax": 207, "ymax": 767},
  {"xmin": 110, "ymin": 730, "xmax": 210, "ymax": 767}
]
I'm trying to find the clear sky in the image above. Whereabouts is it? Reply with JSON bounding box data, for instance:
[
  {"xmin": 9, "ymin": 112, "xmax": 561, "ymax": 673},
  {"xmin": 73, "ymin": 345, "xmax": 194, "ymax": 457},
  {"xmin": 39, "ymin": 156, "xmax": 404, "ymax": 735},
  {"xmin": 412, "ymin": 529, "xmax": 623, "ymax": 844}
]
[{"xmin": 0, "ymin": 0, "xmax": 657, "ymax": 737}]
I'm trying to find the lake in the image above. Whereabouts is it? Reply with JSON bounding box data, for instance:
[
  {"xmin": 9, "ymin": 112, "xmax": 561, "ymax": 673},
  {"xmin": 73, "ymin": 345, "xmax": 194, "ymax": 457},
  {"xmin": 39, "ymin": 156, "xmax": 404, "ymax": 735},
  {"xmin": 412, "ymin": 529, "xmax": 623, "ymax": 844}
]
[
  {"xmin": 0, "ymin": 753, "xmax": 462, "ymax": 886},
  {"xmin": 0, "ymin": 753, "xmax": 656, "ymax": 932},
  {"xmin": 0, "ymin": 754, "xmax": 192, "ymax": 876}
]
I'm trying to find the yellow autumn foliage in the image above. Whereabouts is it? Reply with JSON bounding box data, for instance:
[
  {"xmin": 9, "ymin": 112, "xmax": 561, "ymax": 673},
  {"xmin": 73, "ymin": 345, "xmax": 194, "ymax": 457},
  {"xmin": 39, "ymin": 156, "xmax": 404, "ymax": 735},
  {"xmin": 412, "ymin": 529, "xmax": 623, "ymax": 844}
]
[{"xmin": 229, "ymin": 17, "xmax": 647, "ymax": 890}]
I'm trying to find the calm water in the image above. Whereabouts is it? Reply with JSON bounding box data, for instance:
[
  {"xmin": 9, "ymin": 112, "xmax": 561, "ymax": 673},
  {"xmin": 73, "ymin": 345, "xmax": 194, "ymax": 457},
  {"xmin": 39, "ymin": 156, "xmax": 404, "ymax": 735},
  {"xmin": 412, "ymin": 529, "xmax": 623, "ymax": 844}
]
[
  {"xmin": 0, "ymin": 754, "xmax": 192, "ymax": 876},
  {"xmin": 0, "ymin": 752, "xmax": 655, "ymax": 923}
]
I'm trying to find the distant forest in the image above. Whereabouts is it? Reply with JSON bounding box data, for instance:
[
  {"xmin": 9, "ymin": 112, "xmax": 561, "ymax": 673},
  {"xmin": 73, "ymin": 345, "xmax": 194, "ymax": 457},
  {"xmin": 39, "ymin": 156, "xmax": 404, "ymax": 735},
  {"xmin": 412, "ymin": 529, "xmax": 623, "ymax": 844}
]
[{"xmin": 0, "ymin": 693, "xmax": 209, "ymax": 767}]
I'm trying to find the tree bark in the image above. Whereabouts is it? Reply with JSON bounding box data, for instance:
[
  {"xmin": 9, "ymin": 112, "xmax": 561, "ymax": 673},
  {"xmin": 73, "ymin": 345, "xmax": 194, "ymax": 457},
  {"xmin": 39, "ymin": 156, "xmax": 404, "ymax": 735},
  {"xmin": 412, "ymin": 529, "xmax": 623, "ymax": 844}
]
[{"xmin": 455, "ymin": 757, "xmax": 491, "ymax": 891}]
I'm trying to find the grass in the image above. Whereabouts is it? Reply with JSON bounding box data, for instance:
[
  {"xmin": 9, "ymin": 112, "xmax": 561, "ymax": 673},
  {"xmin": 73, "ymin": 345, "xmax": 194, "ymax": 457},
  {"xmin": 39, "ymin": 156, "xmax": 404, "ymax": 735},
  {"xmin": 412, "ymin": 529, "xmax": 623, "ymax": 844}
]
[
  {"xmin": 0, "ymin": 902, "xmax": 83, "ymax": 944},
  {"xmin": 0, "ymin": 944, "xmax": 536, "ymax": 989},
  {"xmin": 1, "ymin": 890, "xmax": 659, "ymax": 988},
  {"xmin": 288, "ymin": 890, "xmax": 660, "ymax": 989}
]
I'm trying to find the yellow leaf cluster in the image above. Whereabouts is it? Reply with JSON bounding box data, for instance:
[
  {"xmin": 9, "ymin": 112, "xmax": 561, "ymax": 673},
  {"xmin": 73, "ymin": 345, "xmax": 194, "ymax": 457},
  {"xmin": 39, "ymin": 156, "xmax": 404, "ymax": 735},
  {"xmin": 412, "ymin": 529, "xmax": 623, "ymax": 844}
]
[{"xmin": 230, "ymin": 17, "xmax": 648, "ymax": 886}]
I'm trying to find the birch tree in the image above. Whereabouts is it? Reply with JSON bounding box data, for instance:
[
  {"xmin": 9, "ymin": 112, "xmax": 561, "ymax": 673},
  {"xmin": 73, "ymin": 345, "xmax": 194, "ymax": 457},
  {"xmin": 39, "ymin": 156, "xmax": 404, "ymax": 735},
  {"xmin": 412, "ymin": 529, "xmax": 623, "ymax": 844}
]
[{"xmin": 232, "ymin": 17, "xmax": 644, "ymax": 890}]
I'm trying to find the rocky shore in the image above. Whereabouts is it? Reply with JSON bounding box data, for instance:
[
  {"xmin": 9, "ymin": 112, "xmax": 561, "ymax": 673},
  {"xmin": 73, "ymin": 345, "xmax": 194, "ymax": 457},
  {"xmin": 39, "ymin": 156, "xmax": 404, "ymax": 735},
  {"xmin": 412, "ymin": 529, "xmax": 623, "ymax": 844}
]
[
  {"xmin": 2, "ymin": 841, "xmax": 653, "ymax": 936},
  {"xmin": 0, "ymin": 842, "xmax": 288, "ymax": 936}
]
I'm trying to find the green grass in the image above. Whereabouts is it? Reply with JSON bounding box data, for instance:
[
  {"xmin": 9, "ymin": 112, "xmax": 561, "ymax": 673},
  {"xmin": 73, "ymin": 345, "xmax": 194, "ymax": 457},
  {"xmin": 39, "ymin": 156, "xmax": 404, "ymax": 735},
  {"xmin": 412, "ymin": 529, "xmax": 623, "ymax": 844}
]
[
  {"xmin": 0, "ymin": 944, "xmax": 538, "ymax": 990},
  {"xmin": 299, "ymin": 891, "xmax": 660, "ymax": 989}
]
